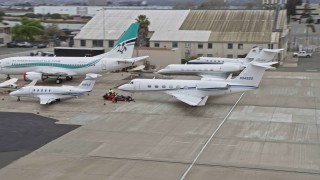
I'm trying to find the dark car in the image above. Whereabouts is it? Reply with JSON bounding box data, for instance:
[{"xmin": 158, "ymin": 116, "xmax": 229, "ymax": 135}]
[
  {"xmin": 37, "ymin": 43, "xmax": 47, "ymax": 49},
  {"xmin": 7, "ymin": 41, "xmax": 18, "ymax": 48}
]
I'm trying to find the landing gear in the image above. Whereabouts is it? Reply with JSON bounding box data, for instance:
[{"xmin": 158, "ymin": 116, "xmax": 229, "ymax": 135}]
[
  {"xmin": 55, "ymin": 78, "xmax": 63, "ymax": 84},
  {"xmin": 17, "ymin": 97, "xmax": 20, "ymax": 101},
  {"xmin": 6, "ymin": 75, "xmax": 11, "ymax": 80},
  {"xmin": 66, "ymin": 76, "xmax": 73, "ymax": 81}
]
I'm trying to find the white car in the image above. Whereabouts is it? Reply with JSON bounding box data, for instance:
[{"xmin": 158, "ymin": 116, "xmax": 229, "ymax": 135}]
[
  {"xmin": 17, "ymin": 42, "xmax": 33, "ymax": 48},
  {"xmin": 293, "ymin": 51, "xmax": 312, "ymax": 58}
]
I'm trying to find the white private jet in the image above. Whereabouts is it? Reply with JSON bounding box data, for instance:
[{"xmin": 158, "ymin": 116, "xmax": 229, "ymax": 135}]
[
  {"xmin": 157, "ymin": 48, "xmax": 283, "ymax": 80},
  {"xmin": 0, "ymin": 22, "xmax": 148, "ymax": 84},
  {"xmin": 118, "ymin": 62, "xmax": 276, "ymax": 106},
  {"xmin": 9, "ymin": 73, "xmax": 100, "ymax": 104},
  {"xmin": 0, "ymin": 78, "xmax": 18, "ymax": 89},
  {"xmin": 187, "ymin": 46, "xmax": 261, "ymax": 64}
]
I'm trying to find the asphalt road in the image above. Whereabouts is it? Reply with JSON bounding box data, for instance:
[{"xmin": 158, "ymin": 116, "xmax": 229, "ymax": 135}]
[
  {"xmin": 0, "ymin": 46, "xmax": 54, "ymax": 59},
  {"xmin": 278, "ymin": 52, "xmax": 320, "ymax": 72},
  {"xmin": 0, "ymin": 112, "xmax": 79, "ymax": 169}
]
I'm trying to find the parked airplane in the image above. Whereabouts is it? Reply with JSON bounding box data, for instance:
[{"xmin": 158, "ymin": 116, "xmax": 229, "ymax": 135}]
[
  {"xmin": 0, "ymin": 78, "xmax": 18, "ymax": 89},
  {"xmin": 0, "ymin": 23, "xmax": 148, "ymax": 84},
  {"xmin": 118, "ymin": 62, "xmax": 276, "ymax": 106},
  {"xmin": 157, "ymin": 48, "xmax": 282, "ymax": 79},
  {"xmin": 10, "ymin": 73, "xmax": 100, "ymax": 104},
  {"xmin": 187, "ymin": 46, "xmax": 262, "ymax": 64}
]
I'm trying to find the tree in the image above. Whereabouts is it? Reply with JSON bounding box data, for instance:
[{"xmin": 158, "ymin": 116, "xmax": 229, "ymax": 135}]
[
  {"xmin": 286, "ymin": 0, "xmax": 297, "ymax": 17},
  {"xmin": 135, "ymin": 15, "xmax": 150, "ymax": 47},
  {"xmin": 12, "ymin": 17, "xmax": 44, "ymax": 40},
  {"xmin": 296, "ymin": 0, "xmax": 303, "ymax": 5},
  {"xmin": 42, "ymin": 24, "xmax": 64, "ymax": 41},
  {"xmin": 198, "ymin": 0, "xmax": 226, "ymax": 8},
  {"xmin": 0, "ymin": 11, "xmax": 4, "ymax": 22}
]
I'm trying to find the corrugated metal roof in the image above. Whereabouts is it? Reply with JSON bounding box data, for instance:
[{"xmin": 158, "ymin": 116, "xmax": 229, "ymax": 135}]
[
  {"xmin": 75, "ymin": 9, "xmax": 287, "ymax": 43},
  {"xmin": 180, "ymin": 10, "xmax": 280, "ymax": 43},
  {"xmin": 74, "ymin": 10, "xmax": 190, "ymax": 40}
]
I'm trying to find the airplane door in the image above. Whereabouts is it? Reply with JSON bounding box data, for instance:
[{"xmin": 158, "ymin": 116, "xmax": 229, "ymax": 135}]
[
  {"xmin": 101, "ymin": 60, "xmax": 107, "ymax": 70},
  {"xmin": 29, "ymin": 87, "xmax": 33, "ymax": 95},
  {"xmin": 134, "ymin": 81, "xmax": 140, "ymax": 90}
]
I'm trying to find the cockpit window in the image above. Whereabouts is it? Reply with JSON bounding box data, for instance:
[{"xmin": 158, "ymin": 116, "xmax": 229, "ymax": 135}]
[{"xmin": 129, "ymin": 81, "xmax": 134, "ymax": 84}]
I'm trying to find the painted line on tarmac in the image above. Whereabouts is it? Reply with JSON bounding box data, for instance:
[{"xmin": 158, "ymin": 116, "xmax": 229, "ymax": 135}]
[{"xmin": 179, "ymin": 92, "xmax": 245, "ymax": 180}]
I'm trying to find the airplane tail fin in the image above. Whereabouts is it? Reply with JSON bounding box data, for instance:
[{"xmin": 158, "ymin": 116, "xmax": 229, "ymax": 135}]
[
  {"xmin": 245, "ymin": 47, "xmax": 261, "ymax": 61},
  {"xmin": 251, "ymin": 49, "xmax": 283, "ymax": 63},
  {"xmin": 94, "ymin": 22, "xmax": 139, "ymax": 59},
  {"xmin": 78, "ymin": 73, "xmax": 101, "ymax": 91},
  {"xmin": 228, "ymin": 62, "xmax": 277, "ymax": 87}
]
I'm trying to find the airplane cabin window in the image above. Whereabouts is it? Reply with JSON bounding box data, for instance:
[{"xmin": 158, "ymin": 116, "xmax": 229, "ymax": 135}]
[
  {"xmin": 155, "ymin": 85, "xmax": 159, "ymax": 88},
  {"xmin": 169, "ymin": 85, "xmax": 173, "ymax": 88},
  {"xmin": 148, "ymin": 85, "xmax": 151, "ymax": 88},
  {"xmin": 162, "ymin": 85, "xmax": 166, "ymax": 88}
]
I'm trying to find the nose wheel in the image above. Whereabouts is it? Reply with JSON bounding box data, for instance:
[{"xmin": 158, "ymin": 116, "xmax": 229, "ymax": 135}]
[{"xmin": 17, "ymin": 97, "xmax": 20, "ymax": 101}]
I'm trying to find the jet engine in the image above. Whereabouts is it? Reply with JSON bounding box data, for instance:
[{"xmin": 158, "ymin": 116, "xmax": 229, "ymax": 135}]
[
  {"xmin": 196, "ymin": 81, "xmax": 230, "ymax": 90},
  {"xmin": 23, "ymin": 72, "xmax": 44, "ymax": 81},
  {"xmin": 220, "ymin": 64, "xmax": 245, "ymax": 72}
]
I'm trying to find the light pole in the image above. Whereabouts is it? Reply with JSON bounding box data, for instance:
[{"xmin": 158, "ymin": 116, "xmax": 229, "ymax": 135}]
[{"xmin": 102, "ymin": 8, "xmax": 105, "ymax": 49}]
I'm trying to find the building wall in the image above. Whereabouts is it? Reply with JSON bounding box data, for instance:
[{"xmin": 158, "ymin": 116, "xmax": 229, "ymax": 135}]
[
  {"xmin": 149, "ymin": 41, "xmax": 280, "ymax": 59},
  {"xmin": 133, "ymin": 48, "xmax": 181, "ymax": 68},
  {"xmin": 0, "ymin": 27, "xmax": 12, "ymax": 46}
]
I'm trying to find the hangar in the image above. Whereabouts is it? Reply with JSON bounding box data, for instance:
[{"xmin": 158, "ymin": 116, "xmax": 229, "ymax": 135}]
[{"xmin": 74, "ymin": 9, "xmax": 288, "ymax": 66}]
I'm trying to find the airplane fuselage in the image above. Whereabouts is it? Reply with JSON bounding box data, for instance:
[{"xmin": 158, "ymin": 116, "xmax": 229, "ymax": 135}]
[
  {"xmin": 0, "ymin": 56, "xmax": 130, "ymax": 75},
  {"xmin": 187, "ymin": 57, "xmax": 248, "ymax": 64},
  {"xmin": 157, "ymin": 64, "xmax": 245, "ymax": 76},
  {"xmin": 118, "ymin": 79, "xmax": 257, "ymax": 97},
  {"xmin": 10, "ymin": 85, "xmax": 90, "ymax": 98}
]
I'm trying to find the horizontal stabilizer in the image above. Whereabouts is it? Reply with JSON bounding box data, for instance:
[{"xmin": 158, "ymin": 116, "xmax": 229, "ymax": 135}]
[
  {"xmin": 251, "ymin": 62, "xmax": 278, "ymax": 69},
  {"xmin": 0, "ymin": 78, "xmax": 18, "ymax": 88},
  {"xmin": 117, "ymin": 56, "xmax": 149, "ymax": 64},
  {"xmin": 263, "ymin": 49, "xmax": 284, "ymax": 53}
]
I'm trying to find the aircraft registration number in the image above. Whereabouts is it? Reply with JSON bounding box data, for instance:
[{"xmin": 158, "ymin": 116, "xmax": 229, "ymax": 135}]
[{"xmin": 240, "ymin": 77, "xmax": 253, "ymax": 80}]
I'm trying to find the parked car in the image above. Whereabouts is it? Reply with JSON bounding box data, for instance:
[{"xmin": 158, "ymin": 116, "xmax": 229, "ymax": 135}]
[
  {"xmin": 6, "ymin": 41, "xmax": 18, "ymax": 48},
  {"xmin": 17, "ymin": 42, "xmax": 33, "ymax": 48},
  {"xmin": 293, "ymin": 51, "xmax": 312, "ymax": 58},
  {"xmin": 37, "ymin": 43, "xmax": 47, "ymax": 49}
]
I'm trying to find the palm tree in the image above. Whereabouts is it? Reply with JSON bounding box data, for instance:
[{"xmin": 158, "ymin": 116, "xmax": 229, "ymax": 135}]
[{"xmin": 135, "ymin": 15, "xmax": 150, "ymax": 47}]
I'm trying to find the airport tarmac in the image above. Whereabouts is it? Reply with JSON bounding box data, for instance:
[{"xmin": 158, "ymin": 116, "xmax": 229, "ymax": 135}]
[{"xmin": 0, "ymin": 67, "xmax": 320, "ymax": 179}]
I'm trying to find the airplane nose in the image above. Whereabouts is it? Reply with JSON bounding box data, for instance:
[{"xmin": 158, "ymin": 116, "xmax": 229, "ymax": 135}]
[
  {"xmin": 9, "ymin": 91, "xmax": 17, "ymax": 96},
  {"xmin": 117, "ymin": 84, "xmax": 126, "ymax": 91}
]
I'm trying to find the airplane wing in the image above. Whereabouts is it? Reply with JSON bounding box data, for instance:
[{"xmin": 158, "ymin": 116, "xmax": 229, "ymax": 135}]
[
  {"xmin": 0, "ymin": 78, "xmax": 18, "ymax": 88},
  {"xmin": 128, "ymin": 65, "xmax": 146, "ymax": 72},
  {"xmin": 26, "ymin": 80, "xmax": 37, "ymax": 86},
  {"xmin": 166, "ymin": 91, "xmax": 208, "ymax": 106},
  {"xmin": 117, "ymin": 56, "xmax": 149, "ymax": 64},
  {"xmin": 37, "ymin": 94, "xmax": 61, "ymax": 104}
]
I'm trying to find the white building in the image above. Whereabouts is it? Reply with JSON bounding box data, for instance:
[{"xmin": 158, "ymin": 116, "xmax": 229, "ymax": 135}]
[
  {"xmin": 74, "ymin": 9, "xmax": 288, "ymax": 65},
  {"xmin": 34, "ymin": 6, "xmax": 172, "ymax": 17},
  {"xmin": 0, "ymin": 23, "xmax": 12, "ymax": 46}
]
